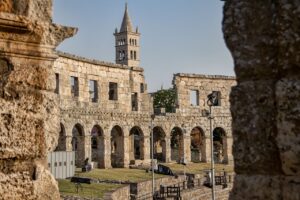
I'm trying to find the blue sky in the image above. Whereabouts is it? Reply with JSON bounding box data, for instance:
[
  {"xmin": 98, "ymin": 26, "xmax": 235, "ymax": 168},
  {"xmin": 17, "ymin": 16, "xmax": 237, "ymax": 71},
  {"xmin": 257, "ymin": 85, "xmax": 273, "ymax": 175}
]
[{"xmin": 53, "ymin": 0, "xmax": 234, "ymax": 92}]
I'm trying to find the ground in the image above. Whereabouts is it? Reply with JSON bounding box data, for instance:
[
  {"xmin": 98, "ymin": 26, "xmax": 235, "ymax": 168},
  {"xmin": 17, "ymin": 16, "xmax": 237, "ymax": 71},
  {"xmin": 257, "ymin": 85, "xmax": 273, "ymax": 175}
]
[{"xmin": 57, "ymin": 163, "xmax": 233, "ymax": 199}]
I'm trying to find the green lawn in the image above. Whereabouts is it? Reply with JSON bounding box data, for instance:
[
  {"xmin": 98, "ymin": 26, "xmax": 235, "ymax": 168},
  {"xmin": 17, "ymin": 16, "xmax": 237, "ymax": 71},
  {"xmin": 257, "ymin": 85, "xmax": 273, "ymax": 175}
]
[
  {"xmin": 75, "ymin": 168, "xmax": 166, "ymax": 182},
  {"xmin": 164, "ymin": 162, "xmax": 234, "ymax": 174},
  {"xmin": 58, "ymin": 163, "xmax": 233, "ymax": 199},
  {"xmin": 58, "ymin": 179, "xmax": 121, "ymax": 199}
]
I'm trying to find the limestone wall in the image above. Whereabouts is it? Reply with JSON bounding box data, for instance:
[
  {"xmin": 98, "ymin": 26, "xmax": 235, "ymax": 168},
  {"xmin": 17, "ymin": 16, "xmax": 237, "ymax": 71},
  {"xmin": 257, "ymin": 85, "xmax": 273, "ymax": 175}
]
[
  {"xmin": 53, "ymin": 56, "xmax": 236, "ymax": 167},
  {"xmin": 54, "ymin": 52, "xmax": 151, "ymax": 114},
  {"xmin": 223, "ymin": 0, "xmax": 300, "ymax": 199},
  {"xmin": 0, "ymin": 0, "xmax": 76, "ymax": 199}
]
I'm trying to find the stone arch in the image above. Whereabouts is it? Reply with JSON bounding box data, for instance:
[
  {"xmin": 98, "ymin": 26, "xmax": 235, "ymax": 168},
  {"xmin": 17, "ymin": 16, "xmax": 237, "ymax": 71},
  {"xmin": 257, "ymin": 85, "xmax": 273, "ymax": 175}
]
[
  {"xmin": 129, "ymin": 126, "xmax": 144, "ymax": 162},
  {"xmin": 152, "ymin": 126, "xmax": 166, "ymax": 162},
  {"xmin": 190, "ymin": 126, "xmax": 206, "ymax": 162},
  {"xmin": 55, "ymin": 123, "xmax": 66, "ymax": 151},
  {"xmin": 170, "ymin": 127, "xmax": 184, "ymax": 162},
  {"xmin": 111, "ymin": 125, "xmax": 124, "ymax": 168},
  {"xmin": 91, "ymin": 125, "xmax": 105, "ymax": 168},
  {"xmin": 72, "ymin": 123, "xmax": 85, "ymax": 167},
  {"xmin": 213, "ymin": 127, "xmax": 227, "ymax": 164}
]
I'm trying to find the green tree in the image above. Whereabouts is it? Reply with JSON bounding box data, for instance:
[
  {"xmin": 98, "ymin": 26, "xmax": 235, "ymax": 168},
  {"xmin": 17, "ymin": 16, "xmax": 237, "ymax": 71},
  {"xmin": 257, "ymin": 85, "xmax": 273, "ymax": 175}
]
[{"xmin": 153, "ymin": 88, "xmax": 176, "ymax": 113}]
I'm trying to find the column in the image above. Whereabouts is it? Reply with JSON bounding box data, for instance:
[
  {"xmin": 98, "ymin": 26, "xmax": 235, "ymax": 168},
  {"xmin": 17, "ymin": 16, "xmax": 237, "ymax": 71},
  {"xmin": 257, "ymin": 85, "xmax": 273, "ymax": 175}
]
[
  {"xmin": 123, "ymin": 135, "xmax": 130, "ymax": 168},
  {"xmin": 183, "ymin": 135, "xmax": 191, "ymax": 163},
  {"xmin": 164, "ymin": 136, "xmax": 171, "ymax": 163},
  {"xmin": 103, "ymin": 136, "xmax": 112, "ymax": 168}
]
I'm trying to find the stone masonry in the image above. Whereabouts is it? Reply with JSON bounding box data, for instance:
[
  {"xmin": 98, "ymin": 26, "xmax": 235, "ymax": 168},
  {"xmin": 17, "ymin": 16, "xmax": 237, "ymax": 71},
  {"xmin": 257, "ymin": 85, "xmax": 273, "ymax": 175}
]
[
  {"xmin": 0, "ymin": 0, "xmax": 76, "ymax": 199},
  {"xmin": 223, "ymin": 0, "xmax": 300, "ymax": 199}
]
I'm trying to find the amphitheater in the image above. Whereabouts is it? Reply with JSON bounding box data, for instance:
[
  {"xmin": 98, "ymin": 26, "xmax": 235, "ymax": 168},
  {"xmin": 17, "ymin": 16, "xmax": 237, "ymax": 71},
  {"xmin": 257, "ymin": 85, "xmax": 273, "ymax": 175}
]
[
  {"xmin": 53, "ymin": 5, "xmax": 236, "ymax": 169},
  {"xmin": 2, "ymin": 0, "xmax": 298, "ymax": 199}
]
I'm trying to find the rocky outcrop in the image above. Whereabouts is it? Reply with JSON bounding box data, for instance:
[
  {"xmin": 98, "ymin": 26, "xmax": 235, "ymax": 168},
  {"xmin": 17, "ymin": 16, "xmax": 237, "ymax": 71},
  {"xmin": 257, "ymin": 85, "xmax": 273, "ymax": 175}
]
[
  {"xmin": 223, "ymin": 1, "xmax": 300, "ymax": 199},
  {"xmin": 0, "ymin": 0, "xmax": 76, "ymax": 199}
]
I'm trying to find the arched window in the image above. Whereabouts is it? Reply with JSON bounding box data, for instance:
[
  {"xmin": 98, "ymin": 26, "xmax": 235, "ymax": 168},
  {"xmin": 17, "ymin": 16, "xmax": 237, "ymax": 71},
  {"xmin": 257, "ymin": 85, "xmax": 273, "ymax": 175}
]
[
  {"xmin": 122, "ymin": 51, "xmax": 126, "ymax": 60},
  {"xmin": 134, "ymin": 51, "xmax": 137, "ymax": 60},
  {"xmin": 119, "ymin": 51, "xmax": 122, "ymax": 60},
  {"xmin": 130, "ymin": 51, "xmax": 133, "ymax": 59}
]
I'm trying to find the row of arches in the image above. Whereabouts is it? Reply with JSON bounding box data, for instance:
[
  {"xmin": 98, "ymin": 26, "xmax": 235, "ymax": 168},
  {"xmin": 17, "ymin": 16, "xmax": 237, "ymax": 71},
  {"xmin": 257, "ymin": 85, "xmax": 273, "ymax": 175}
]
[{"xmin": 55, "ymin": 123, "xmax": 228, "ymax": 168}]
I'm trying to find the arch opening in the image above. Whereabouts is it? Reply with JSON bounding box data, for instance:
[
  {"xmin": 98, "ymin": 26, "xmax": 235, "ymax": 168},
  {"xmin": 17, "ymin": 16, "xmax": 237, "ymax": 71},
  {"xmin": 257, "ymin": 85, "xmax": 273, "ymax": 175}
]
[
  {"xmin": 91, "ymin": 125, "xmax": 104, "ymax": 168},
  {"xmin": 170, "ymin": 127, "xmax": 184, "ymax": 162},
  {"xmin": 129, "ymin": 126, "xmax": 144, "ymax": 162},
  {"xmin": 190, "ymin": 127, "xmax": 206, "ymax": 162},
  {"xmin": 72, "ymin": 123, "xmax": 85, "ymax": 167},
  {"xmin": 111, "ymin": 125, "xmax": 124, "ymax": 168},
  {"xmin": 152, "ymin": 126, "xmax": 166, "ymax": 162},
  {"xmin": 213, "ymin": 127, "xmax": 227, "ymax": 163},
  {"xmin": 55, "ymin": 123, "xmax": 66, "ymax": 151}
]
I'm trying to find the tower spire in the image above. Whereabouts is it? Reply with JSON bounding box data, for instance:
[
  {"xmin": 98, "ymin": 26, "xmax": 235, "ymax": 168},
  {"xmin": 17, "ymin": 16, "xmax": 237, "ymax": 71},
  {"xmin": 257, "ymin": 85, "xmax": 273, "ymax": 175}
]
[
  {"xmin": 120, "ymin": 3, "xmax": 134, "ymax": 32},
  {"xmin": 114, "ymin": 3, "xmax": 140, "ymax": 67}
]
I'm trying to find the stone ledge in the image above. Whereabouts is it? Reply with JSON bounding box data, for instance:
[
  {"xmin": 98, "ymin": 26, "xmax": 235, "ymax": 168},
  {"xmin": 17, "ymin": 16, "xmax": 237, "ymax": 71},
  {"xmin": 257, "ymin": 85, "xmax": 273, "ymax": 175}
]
[
  {"xmin": 174, "ymin": 73, "xmax": 236, "ymax": 80},
  {"xmin": 57, "ymin": 51, "xmax": 144, "ymax": 72}
]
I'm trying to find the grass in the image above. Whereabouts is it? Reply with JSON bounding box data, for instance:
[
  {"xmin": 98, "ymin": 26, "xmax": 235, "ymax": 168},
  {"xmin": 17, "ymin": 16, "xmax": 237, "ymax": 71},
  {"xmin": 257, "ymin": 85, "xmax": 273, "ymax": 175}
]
[
  {"xmin": 75, "ymin": 168, "xmax": 166, "ymax": 182},
  {"xmin": 164, "ymin": 162, "xmax": 234, "ymax": 174},
  {"xmin": 57, "ymin": 179, "xmax": 121, "ymax": 199},
  {"xmin": 57, "ymin": 163, "xmax": 233, "ymax": 199}
]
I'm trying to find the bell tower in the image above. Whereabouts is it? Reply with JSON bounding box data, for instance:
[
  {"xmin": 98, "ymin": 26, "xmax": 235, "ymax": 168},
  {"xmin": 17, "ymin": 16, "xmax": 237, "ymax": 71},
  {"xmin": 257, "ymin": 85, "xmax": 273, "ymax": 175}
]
[{"xmin": 114, "ymin": 3, "xmax": 140, "ymax": 67}]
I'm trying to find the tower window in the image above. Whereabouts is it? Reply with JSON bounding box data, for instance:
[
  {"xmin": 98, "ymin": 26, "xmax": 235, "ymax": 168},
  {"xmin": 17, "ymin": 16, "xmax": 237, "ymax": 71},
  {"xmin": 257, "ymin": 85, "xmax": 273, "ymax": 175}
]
[
  {"xmin": 130, "ymin": 51, "xmax": 133, "ymax": 59},
  {"xmin": 89, "ymin": 80, "xmax": 98, "ymax": 102},
  {"xmin": 119, "ymin": 51, "xmax": 122, "ymax": 60},
  {"xmin": 140, "ymin": 83, "xmax": 145, "ymax": 93},
  {"xmin": 134, "ymin": 51, "xmax": 137, "ymax": 60},
  {"xmin": 109, "ymin": 82, "xmax": 118, "ymax": 100},
  {"xmin": 55, "ymin": 73, "xmax": 59, "ymax": 94},
  {"xmin": 190, "ymin": 90, "xmax": 199, "ymax": 106},
  {"xmin": 212, "ymin": 91, "xmax": 221, "ymax": 106},
  {"xmin": 70, "ymin": 76, "xmax": 79, "ymax": 97},
  {"xmin": 131, "ymin": 92, "xmax": 138, "ymax": 111},
  {"xmin": 122, "ymin": 51, "xmax": 126, "ymax": 60}
]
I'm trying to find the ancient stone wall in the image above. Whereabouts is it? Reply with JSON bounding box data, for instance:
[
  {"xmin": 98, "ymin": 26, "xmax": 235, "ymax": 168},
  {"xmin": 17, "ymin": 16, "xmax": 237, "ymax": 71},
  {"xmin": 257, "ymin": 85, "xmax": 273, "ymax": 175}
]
[
  {"xmin": 53, "ymin": 52, "xmax": 235, "ymax": 167},
  {"xmin": 0, "ymin": 0, "xmax": 76, "ymax": 199},
  {"xmin": 223, "ymin": 0, "xmax": 300, "ymax": 199}
]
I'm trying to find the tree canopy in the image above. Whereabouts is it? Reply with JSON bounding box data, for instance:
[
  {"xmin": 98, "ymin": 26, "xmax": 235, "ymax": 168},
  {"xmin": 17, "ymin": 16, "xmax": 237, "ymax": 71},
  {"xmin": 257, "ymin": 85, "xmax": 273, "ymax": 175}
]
[{"xmin": 153, "ymin": 88, "xmax": 176, "ymax": 113}]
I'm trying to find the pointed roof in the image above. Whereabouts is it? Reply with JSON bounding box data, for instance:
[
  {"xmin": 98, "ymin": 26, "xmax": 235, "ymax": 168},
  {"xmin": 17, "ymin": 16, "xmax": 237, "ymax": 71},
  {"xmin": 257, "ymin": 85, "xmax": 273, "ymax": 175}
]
[{"xmin": 120, "ymin": 3, "xmax": 134, "ymax": 33}]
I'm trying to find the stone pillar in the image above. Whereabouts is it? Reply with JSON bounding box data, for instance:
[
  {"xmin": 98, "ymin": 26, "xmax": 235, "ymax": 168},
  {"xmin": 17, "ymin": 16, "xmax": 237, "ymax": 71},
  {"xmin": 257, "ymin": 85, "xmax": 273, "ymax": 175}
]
[
  {"xmin": 226, "ymin": 136, "xmax": 233, "ymax": 165},
  {"xmin": 103, "ymin": 136, "xmax": 112, "ymax": 168},
  {"xmin": 65, "ymin": 136, "xmax": 73, "ymax": 151},
  {"xmin": 164, "ymin": 136, "xmax": 171, "ymax": 163},
  {"xmin": 204, "ymin": 136, "xmax": 211, "ymax": 163},
  {"xmin": 143, "ymin": 135, "xmax": 151, "ymax": 160},
  {"xmin": 123, "ymin": 135, "xmax": 130, "ymax": 168},
  {"xmin": 183, "ymin": 135, "xmax": 191, "ymax": 163},
  {"xmin": 85, "ymin": 135, "xmax": 92, "ymax": 164},
  {"xmin": 223, "ymin": 1, "xmax": 300, "ymax": 199},
  {"xmin": 0, "ymin": 1, "xmax": 76, "ymax": 199},
  {"xmin": 65, "ymin": 125, "xmax": 73, "ymax": 151}
]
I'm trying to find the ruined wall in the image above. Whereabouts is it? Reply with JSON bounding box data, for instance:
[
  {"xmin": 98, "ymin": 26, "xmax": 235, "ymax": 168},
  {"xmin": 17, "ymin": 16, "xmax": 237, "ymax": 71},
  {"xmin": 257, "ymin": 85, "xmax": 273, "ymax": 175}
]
[
  {"xmin": 54, "ymin": 52, "xmax": 151, "ymax": 114},
  {"xmin": 54, "ymin": 60, "xmax": 235, "ymax": 167},
  {"xmin": 173, "ymin": 74, "xmax": 236, "ymax": 163},
  {"xmin": 223, "ymin": 1, "xmax": 300, "ymax": 199},
  {"xmin": 0, "ymin": 0, "xmax": 76, "ymax": 199},
  {"xmin": 173, "ymin": 73, "xmax": 235, "ymax": 116}
]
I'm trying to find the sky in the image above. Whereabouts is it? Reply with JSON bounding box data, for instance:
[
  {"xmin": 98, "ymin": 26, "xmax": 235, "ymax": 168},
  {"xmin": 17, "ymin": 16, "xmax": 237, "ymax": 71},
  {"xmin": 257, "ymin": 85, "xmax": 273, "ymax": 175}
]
[{"xmin": 53, "ymin": 0, "xmax": 234, "ymax": 92}]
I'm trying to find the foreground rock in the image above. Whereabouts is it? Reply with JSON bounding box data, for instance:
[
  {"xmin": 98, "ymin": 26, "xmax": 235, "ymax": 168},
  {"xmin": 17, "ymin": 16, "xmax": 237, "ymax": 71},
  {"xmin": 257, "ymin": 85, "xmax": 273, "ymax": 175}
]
[
  {"xmin": 223, "ymin": 1, "xmax": 300, "ymax": 199},
  {"xmin": 0, "ymin": 0, "xmax": 76, "ymax": 199}
]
